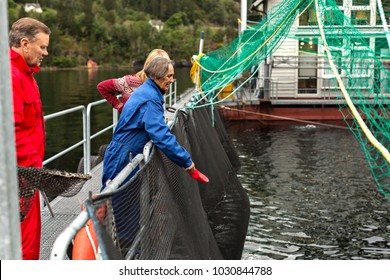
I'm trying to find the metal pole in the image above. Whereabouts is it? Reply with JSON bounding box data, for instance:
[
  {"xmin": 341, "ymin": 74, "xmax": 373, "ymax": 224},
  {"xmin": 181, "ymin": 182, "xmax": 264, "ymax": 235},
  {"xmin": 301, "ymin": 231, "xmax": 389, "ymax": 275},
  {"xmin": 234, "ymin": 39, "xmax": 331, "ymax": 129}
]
[
  {"xmin": 241, "ymin": 0, "xmax": 248, "ymax": 32},
  {"xmin": 195, "ymin": 31, "xmax": 204, "ymax": 92},
  {"xmin": 0, "ymin": 1, "xmax": 22, "ymax": 259}
]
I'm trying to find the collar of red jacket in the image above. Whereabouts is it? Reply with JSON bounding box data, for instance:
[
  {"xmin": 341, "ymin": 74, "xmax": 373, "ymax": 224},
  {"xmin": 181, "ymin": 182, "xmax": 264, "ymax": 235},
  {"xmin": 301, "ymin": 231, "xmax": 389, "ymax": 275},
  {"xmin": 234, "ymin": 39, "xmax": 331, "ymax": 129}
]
[{"xmin": 9, "ymin": 48, "xmax": 41, "ymax": 74}]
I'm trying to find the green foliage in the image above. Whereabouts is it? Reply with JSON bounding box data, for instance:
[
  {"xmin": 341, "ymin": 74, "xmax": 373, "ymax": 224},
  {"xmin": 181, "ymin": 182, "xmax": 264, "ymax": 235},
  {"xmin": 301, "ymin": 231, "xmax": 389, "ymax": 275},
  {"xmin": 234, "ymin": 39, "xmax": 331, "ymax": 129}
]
[
  {"xmin": 40, "ymin": 8, "xmax": 57, "ymax": 27},
  {"xmin": 8, "ymin": 7, "xmax": 21, "ymax": 25},
  {"xmin": 9, "ymin": 0, "xmax": 240, "ymax": 67},
  {"xmin": 50, "ymin": 56, "xmax": 77, "ymax": 68},
  {"xmin": 165, "ymin": 12, "xmax": 189, "ymax": 29}
]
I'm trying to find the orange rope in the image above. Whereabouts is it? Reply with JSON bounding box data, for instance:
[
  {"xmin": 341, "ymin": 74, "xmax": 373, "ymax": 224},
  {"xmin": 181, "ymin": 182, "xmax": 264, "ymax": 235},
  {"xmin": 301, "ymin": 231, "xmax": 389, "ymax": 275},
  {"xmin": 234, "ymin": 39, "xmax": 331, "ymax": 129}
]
[{"xmin": 220, "ymin": 105, "xmax": 349, "ymax": 130}]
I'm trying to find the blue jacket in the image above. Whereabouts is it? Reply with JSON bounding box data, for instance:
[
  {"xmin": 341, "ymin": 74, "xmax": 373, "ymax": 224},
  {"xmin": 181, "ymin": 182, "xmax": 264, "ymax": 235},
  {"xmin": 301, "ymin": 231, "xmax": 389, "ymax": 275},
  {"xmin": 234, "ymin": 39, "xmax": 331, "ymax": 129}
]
[{"xmin": 101, "ymin": 79, "xmax": 192, "ymax": 189}]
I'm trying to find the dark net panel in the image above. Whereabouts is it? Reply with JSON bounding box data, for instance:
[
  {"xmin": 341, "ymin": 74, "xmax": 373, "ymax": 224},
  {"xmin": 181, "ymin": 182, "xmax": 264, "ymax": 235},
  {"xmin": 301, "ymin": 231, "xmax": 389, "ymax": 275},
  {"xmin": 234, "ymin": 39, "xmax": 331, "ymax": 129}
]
[
  {"xmin": 145, "ymin": 149, "xmax": 223, "ymax": 259},
  {"xmin": 211, "ymin": 106, "xmax": 242, "ymax": 172},
  {"xmin": 99, "ymin": 146, "xmax": 224, "ymax": 260},
  {"xmin": 18, "ymin": 166, "xmax": 91, "ymax": 221},
  {"xmin": 175, "ymin": 106, "xmax": 250, "ymax": 260},
  {"xmin": 92, "ymin": 106, "xmax": 249, "ymax": 259}
]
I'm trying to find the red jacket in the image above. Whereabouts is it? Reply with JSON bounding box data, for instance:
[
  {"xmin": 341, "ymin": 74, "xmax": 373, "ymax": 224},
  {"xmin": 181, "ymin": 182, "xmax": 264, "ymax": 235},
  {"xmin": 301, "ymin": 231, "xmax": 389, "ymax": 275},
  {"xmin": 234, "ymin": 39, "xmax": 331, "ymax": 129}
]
[
  {"xmin": 10, "ymin": 48, "xmax": 44, "ymax": 259},
  {"xmin": 97, "ymin": 74, "xmax": 143, "ymax": 113},
  {"xmin": 10, "ymin": 49, "xmax": 45, "ymax": 168}
]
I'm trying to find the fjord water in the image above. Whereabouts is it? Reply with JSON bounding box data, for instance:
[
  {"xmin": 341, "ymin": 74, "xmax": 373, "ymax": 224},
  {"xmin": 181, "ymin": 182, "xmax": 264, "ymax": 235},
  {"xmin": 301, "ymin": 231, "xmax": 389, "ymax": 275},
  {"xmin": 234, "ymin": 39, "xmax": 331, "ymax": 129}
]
[
  {"xmin": 36, "ymin": 69, "xmax": 390, "ymax": 259},
  {"xmin": 226, "ymin": 122, "xmax": 390, "ymax": 260}
]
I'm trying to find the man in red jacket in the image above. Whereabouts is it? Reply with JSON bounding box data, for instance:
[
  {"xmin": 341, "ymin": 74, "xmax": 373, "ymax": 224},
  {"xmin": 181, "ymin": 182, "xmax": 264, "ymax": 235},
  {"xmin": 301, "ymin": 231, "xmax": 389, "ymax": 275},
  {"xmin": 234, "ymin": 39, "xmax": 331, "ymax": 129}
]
[{"xmin": 9, "ymin": 17, "xmax": 51, "ymax": 260}]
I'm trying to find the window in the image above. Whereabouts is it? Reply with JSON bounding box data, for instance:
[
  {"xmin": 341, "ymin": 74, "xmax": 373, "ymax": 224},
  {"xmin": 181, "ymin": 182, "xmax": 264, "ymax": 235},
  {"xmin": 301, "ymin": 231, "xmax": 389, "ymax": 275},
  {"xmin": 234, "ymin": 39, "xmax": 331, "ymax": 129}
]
[
  {"xmin": 347, "ymin": 37, "xmax": 374, "ymax": 89},
  {"xmin": 375, "ymin": 38, "xmax": 389, "ymax": 57},
  {"xmin": 324, "ymin": 50, "xmax": 343, "ymax": 76},
  {"xmin": 299, "ymin": 5, "xmax": 316, "ymax": 26},
  {"xmin": 376, "ymin": 8, "xmax": 390, "ymax": 25},
  {"xmin": 351, "ymin": 37, "xmax": 370, "ymax": 47},
  {"xmin": 322, "ymin": 37, "xmax": 344, "ymax": 89},
  {"xmin": 328, "ymin": 37, "xmax": 344, "ymax": 48},
  {"xmin": 326, "ymin": 0, "xmax": 343, "ymax": 5},
  {"xmin": 298, "ymin": 38, "xmax": 318, "ymax": 94},
  {"xmin": 324, "ymin": 9, "xmax": 343, "ymax": 26},
  {"xmin": 352, "ymin": 0, "xmax": 369, "ymax": 5},
  {"xmin": 352, "ymin": 10, "xmax": 370, "ymax": 25},
  {"xmin": 350, "ymin": 50, "xmax": 372, "ymax": 76}
]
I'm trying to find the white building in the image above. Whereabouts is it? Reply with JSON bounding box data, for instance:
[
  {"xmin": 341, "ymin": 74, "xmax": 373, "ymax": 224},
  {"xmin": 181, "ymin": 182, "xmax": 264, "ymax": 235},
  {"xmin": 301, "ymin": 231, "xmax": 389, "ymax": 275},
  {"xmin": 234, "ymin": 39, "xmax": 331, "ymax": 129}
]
[
  {"xmin": 250, "ymin": 0, "xmax": 389, "ymax": 103},
  {"xmin": 24, "ymin": 3, "xmax": 43, "ymax": 13},
  {"xmin": 149, "ymin": 20, "xmax": 164, "ymax": 32}
]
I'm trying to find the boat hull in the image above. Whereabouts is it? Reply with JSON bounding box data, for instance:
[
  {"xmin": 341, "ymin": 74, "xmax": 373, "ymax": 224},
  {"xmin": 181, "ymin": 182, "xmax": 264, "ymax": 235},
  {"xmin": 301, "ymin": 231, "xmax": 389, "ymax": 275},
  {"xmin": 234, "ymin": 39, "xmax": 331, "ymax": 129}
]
[{"xmin": 219, "ymin": 101, "xmax": 352, "ymax": 122}]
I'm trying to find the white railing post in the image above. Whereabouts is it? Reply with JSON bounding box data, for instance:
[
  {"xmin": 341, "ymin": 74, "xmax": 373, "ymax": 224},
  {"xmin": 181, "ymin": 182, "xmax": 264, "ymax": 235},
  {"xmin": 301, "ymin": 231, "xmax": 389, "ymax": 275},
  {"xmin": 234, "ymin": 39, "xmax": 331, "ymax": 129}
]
[
  {"xmin": 82, "ymin": 107, "xmax": 88, "ymax": 173},
  {"xmin": 86, "ymin": 103, "xmax": 92, "ymax": 174}
]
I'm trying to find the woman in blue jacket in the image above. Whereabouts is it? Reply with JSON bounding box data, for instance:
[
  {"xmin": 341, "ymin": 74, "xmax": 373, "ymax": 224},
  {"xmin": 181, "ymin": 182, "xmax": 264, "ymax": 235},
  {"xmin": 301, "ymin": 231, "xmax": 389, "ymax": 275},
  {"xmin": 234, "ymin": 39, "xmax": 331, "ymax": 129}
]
[{"xmin": 101, "ymin": 57, "xmax": 195, "ymax": 253}]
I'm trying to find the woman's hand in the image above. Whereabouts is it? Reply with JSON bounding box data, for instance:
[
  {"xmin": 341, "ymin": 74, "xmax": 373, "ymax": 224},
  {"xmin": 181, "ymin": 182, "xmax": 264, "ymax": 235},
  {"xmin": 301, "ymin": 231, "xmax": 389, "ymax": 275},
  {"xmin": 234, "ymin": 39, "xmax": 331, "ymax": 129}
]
[{"xmin": 185, "ymin": 162, "xmax": 195, "ymax": 174}]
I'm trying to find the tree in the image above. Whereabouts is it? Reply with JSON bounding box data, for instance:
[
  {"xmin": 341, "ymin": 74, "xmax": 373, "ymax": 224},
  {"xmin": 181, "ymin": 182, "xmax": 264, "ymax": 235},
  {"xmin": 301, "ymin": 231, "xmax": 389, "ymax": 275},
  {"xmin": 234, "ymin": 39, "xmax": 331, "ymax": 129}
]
[{"xmin": 8, "ymin": 0, "xmax": 239, "ymax": 66}]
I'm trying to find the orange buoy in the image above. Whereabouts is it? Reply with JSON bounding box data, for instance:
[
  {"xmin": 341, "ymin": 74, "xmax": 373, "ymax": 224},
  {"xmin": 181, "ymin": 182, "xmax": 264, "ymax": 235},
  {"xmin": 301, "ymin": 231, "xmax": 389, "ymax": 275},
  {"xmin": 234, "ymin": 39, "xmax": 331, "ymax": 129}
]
[{"xmin": 72, "ymin": 203, "xmax": 107, "ymax": 260}]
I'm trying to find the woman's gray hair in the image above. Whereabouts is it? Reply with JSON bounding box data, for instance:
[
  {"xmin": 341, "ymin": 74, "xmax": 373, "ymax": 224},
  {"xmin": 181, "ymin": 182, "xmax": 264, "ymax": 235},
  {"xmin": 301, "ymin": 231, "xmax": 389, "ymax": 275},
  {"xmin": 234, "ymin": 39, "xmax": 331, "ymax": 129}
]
[
  {"xmin": 9, "ymin": 17, "xmax": 51, "ymax": 48},
  {"xmin": 144, "ymin": 57, "xmax": 174, "ymax": 80}
]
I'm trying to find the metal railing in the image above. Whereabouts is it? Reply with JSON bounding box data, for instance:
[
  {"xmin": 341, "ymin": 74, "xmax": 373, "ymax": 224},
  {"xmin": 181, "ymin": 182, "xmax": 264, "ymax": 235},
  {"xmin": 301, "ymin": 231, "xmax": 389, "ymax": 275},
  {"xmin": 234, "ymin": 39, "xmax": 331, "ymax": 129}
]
[
  {"xmin": 165, "ymin": 80, "xmax": 178, "ymax": 108},
  {"xmin": 233, "ymin": 75, "xmax": 388, "ymax": 103},
  {"xmin": 50, "ymin": 139, "xmax": 154, "ymax": 259},
  {"xmin": 41, "ymin": 80, "xmax": 177, "ymax": 215},
  {"xmin": 43, "ymin": 81, "xmax": 177, "ymax": 174},
  {"xmin": 85, "ymin": 99, "xmax": 119, "ymax": 173},
  {"xmin": 50, "ymin": 152, "xmax": 147, "ymax": 260},
  {"xmin": 43, "ymin": 105, "xmax": 88, "ymax": 169}
]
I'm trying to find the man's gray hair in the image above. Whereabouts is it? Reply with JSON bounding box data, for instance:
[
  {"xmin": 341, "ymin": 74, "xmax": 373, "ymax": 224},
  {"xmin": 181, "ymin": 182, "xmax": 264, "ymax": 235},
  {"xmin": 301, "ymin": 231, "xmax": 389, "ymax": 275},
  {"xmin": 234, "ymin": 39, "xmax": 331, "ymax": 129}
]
[
  {"xmin": 144, "ymin": 57, "xmax": 173, "ymax": 80},
  {"xmin": 9, "ymin": 17, "xmax": 51, "ymax": 48}
]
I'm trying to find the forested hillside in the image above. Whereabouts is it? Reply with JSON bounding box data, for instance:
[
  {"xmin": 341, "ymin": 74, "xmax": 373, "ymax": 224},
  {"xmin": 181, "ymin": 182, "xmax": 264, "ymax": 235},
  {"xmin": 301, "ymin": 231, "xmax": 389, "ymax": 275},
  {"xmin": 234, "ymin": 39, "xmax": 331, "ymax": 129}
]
[{"xmin": 8, "ymin": 0, "xmax": 241, "ymax": 67}]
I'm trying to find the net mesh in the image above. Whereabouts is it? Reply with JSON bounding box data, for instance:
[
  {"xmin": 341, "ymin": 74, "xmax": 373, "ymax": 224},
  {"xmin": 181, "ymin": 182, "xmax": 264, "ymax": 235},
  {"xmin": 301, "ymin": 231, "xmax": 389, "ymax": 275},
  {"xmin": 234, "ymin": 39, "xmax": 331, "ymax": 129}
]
[
  {"xmin": 190, "ymin": 0, "xmax": 390, "ymax": 201},
  {"xmin": 18, "ymin": 166, "xmax": 91, "ymax": 221},
  {"xmin": 83, "ymin": 106, "xmax": 249, "ymax": 260}
]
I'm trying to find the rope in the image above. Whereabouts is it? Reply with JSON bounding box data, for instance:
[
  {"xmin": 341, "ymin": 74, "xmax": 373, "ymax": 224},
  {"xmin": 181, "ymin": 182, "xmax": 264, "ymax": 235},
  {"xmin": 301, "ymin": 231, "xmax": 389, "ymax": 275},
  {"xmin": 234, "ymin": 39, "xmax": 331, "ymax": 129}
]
[
  {"xmin": 192, "ymin": 0, "xmax": 309, "ymax": 75},
  {"xmin": 220, "ymin": 106, "xmax": 350, "ymax": 130},
  {"xmin": 85, "ymin": 223, "xmax": 98, "ymax": 258},
  {"xmin": 315, "ymin": 0, "xmax": 390, "ymax": 163}
]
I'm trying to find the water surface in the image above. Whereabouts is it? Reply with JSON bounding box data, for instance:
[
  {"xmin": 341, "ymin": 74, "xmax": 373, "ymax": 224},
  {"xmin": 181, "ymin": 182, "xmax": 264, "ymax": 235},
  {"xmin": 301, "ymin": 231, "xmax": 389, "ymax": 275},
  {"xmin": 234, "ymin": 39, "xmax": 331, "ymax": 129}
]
[{"xmin": 226, "ymin": 122, "xmax": 390, "ymax": 259}]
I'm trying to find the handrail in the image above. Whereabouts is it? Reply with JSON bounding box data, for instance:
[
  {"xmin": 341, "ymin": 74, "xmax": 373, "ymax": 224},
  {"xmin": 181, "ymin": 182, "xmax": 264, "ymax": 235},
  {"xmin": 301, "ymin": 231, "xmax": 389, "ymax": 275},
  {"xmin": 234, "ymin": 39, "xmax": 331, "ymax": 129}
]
[
  {"xmin": 85, "ymin": 99, "xmax": 119, "ymax": 173},
  {"xmin": 43, "ymin": 106, "xmax": 86, "ymax": 167},
  {"xmin": 49, "ymin": 210, "xmax": 89, "ymax": 260},
  {"xmin": 50, "ymin": 153, "xmax": 147, "ymax": 260},
  {"xmin": 43, "ymin": 80, "xmax": 177, "ymax": 174},
  {"xmin": 166, "ymin": 80, "xmax": 178, "ymax": 108}
]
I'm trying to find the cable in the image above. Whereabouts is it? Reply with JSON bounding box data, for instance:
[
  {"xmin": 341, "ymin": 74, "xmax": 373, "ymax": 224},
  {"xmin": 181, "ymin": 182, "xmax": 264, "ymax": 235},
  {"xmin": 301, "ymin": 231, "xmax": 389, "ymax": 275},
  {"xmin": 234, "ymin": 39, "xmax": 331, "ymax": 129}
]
[
  {"xmin": 315, "ymin": 0, "xmax": 390, "ymax": 163},
  {"xmin": 220, "ymin": 106, "xmax": 350, "ymax": 129}
]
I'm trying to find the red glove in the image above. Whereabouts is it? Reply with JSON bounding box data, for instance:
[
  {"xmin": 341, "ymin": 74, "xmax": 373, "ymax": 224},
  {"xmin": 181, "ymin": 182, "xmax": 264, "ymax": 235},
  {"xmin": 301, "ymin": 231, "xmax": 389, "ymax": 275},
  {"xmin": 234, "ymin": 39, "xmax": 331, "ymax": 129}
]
[{"xmin": 189, "ymin": 168, "xmax": 209, "ymax": 183}]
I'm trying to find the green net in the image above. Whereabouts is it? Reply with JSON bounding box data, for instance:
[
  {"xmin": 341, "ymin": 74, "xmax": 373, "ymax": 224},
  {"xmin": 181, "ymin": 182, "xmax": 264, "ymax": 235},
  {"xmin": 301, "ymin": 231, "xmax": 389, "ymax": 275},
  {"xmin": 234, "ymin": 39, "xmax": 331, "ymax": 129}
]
[{"xmin": 191, "ymin": 0, "xmax": 390, "ymax": 201}]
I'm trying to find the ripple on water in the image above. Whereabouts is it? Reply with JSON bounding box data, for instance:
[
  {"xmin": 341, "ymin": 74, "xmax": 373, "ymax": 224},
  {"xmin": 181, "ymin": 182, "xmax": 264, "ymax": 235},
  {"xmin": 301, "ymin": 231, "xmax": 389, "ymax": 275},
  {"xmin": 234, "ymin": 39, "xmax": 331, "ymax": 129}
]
[
  {"xmin": 226, "ymin": 123, "xmax": 390, "ymax": 260},
  {"xmin": 281, "ymin": 232, "xmax": 311, "ymax": 238},
  {"xmin": 363, "ymin": 236, "xmax": 386, "ymax": 244},
  {"xmin": 359, "ymin": 225, "xmax": 379, "ymax": 232}
]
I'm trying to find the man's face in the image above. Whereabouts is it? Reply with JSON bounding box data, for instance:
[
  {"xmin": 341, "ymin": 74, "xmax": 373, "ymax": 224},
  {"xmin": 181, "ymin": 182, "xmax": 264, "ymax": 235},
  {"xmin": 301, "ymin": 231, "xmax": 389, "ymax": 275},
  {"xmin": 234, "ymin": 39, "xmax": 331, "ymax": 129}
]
[
  {"xmin": 22, "ymin": 32, "xmax": 49, "ymax": 67},
  {"xmin": 155, "ymin": 64, "xmax": 175, "ymax": 93}
]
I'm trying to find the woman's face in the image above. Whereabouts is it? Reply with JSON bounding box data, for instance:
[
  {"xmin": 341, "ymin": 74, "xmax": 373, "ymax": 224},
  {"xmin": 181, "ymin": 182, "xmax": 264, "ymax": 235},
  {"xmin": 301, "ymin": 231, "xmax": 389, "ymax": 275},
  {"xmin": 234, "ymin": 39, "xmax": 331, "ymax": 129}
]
[{"xmin": 154, "ymin": 64, "xmax": 175, "ymax": 93}]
